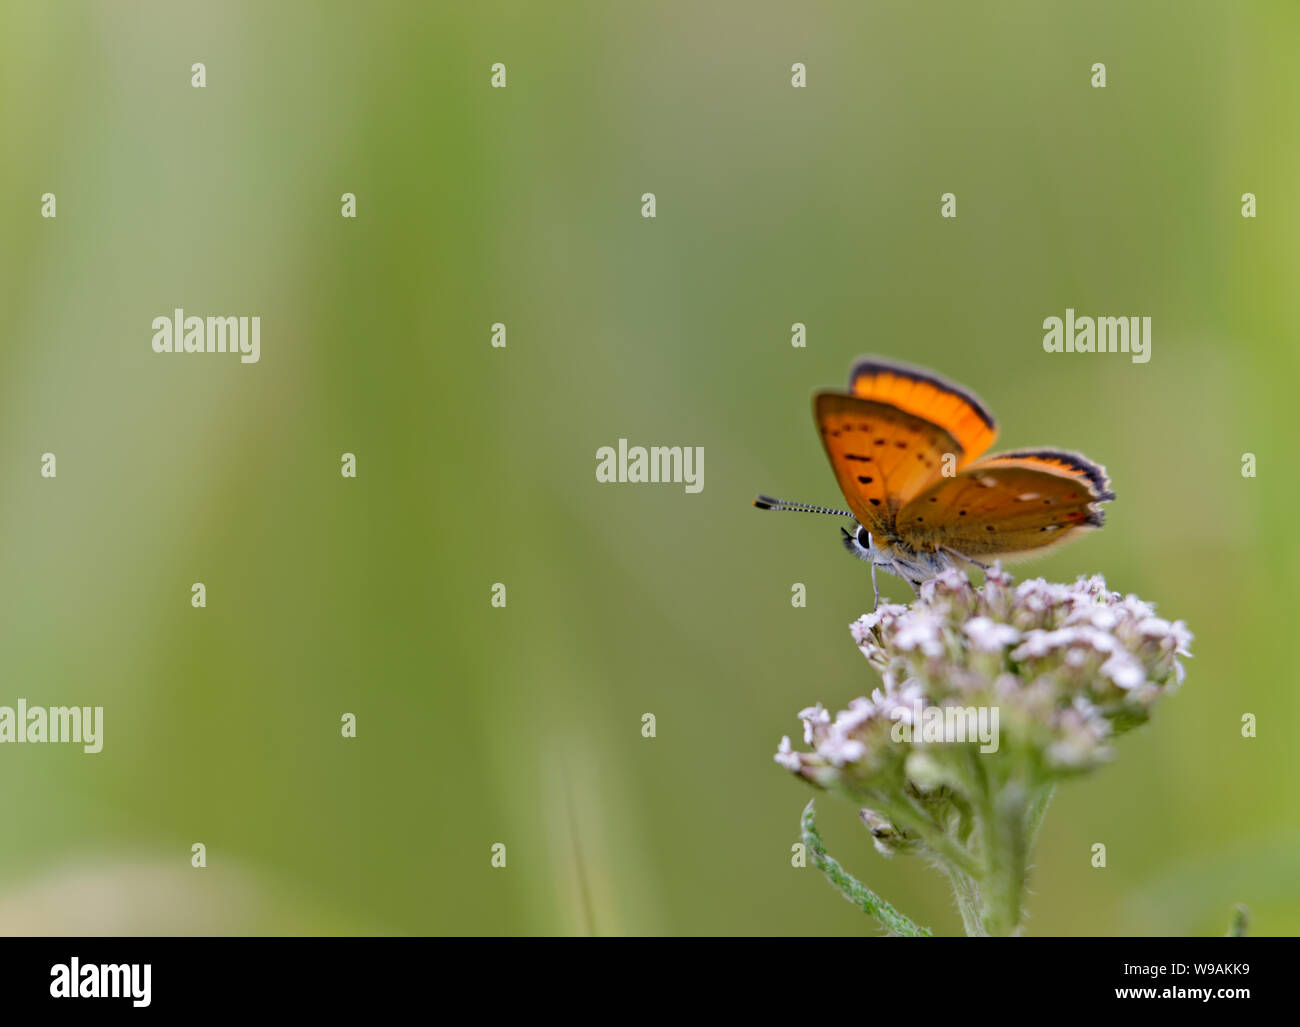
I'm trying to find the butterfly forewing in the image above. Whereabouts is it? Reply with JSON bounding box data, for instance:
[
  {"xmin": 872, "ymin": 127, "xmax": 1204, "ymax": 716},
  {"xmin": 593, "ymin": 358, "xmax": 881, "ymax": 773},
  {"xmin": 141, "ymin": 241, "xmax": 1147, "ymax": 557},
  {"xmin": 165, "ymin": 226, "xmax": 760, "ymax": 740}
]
[
  {"xmin": 814, "ymin": 392, "xmax": 962, "ymax": 534},
  {"xmin": 849, "ymin": 358, "xmax": 999, "ymax": 468}
]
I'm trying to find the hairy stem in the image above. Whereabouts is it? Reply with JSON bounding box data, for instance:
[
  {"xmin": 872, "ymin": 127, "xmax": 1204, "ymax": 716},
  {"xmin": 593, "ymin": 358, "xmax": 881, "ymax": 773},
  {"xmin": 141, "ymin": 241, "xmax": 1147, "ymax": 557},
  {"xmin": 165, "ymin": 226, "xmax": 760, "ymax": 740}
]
[{"xmin": 976, "ymin": 778, "xmax": 1030, "ymax": 936}]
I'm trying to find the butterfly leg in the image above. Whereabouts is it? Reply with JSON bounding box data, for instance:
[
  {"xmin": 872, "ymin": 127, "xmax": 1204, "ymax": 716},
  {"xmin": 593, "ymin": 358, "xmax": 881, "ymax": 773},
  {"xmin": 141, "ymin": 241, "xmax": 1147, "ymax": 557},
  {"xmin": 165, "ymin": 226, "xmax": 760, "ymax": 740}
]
[
  {"xmin": 871, "ymin": 560, "xmax": 880, "ymax": 611},
  {"xmin": 940, "ymin": 545, "xmax": 992, "ymax": 573},
  {"xmin": 890, "ymin": 560, "xmax": 921, "ymax": 598}
]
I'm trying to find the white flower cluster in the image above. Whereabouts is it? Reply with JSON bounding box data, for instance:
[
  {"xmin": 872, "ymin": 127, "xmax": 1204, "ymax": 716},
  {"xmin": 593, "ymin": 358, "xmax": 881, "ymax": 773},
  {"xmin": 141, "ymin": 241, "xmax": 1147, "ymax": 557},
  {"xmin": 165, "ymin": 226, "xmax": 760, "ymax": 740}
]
[{"xmin": 776, "ymin": 567, "xmax": 1191, "ymax": 791}]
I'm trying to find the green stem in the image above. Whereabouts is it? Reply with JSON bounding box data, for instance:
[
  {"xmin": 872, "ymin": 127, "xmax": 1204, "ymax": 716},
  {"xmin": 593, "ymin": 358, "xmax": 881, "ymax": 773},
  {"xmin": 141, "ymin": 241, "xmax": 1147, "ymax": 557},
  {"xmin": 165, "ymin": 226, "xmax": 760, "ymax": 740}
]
[
  {"xmin": 801, "ymin": 801, "xmax": 932, "ymax": 937},
  {"xmin": 976, "ymin": 779, "xmax": 1030, "ymax": 936},
  {"xmin": 1026, "ymin": 783, "xmax": 1057, "ymax": 851},
  {"xmin": 940, "ymin": 861, "xmax": 985, "ymax": 936}
]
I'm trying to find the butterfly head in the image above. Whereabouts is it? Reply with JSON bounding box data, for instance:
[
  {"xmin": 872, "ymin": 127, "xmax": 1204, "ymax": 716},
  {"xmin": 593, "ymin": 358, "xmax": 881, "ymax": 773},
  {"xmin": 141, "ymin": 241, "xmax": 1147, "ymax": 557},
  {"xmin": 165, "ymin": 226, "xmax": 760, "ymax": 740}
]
[{"xmin": 840, "ymin": 524, "xmax": 888, "ymax": 566}]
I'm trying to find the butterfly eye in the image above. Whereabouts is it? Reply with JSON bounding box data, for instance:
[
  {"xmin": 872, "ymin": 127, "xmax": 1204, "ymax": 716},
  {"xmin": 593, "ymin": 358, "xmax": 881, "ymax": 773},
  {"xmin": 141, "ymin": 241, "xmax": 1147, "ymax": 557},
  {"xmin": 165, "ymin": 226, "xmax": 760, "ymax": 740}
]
[{"xmin": 856, "ymin": 527, "xmax": 872, "ymax": 549}]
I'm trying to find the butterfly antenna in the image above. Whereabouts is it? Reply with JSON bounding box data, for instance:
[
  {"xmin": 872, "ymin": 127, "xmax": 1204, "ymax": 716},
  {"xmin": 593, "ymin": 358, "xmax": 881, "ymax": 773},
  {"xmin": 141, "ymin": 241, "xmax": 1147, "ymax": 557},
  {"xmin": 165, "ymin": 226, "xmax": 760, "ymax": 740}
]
[{"xmin": 753, "ymin": 494, "xmax": 854, "ymax": 517}]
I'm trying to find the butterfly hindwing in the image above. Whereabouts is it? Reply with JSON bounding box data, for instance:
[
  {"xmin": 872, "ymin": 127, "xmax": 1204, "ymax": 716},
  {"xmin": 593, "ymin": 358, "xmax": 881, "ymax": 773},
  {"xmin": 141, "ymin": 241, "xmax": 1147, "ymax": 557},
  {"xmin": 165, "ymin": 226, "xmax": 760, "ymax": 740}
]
[
  {"xmin": 849, "ymin": 357, "xmax": 998, "ymax": 468},
  {"xmin": 895, "ymin": 449, "xmax": 1114, "ymax": 558},
  {"xmin": 814, "ymin": 391, "xmax": 962, "ymax": 534}
]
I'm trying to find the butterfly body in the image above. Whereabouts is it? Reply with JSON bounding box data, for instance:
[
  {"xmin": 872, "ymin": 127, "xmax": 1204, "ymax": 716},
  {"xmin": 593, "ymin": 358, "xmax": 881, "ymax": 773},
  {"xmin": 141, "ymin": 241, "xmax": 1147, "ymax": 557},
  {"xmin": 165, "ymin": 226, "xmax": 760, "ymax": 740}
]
[
  {"xmin": 840, "ymin": 526, "xmax": 957, "ymax": 583},
  {"xmin": 756, "ymin": 357, "xmax": 1114, "ymax": 597}
]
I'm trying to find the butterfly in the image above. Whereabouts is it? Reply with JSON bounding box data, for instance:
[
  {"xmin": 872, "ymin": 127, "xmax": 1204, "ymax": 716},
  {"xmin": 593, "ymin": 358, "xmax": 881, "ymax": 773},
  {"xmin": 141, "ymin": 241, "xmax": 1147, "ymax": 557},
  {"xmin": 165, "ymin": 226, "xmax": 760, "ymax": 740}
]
[{"xmin": 755, "ymin": 356, "xmax": 1114, "ymax": 605}]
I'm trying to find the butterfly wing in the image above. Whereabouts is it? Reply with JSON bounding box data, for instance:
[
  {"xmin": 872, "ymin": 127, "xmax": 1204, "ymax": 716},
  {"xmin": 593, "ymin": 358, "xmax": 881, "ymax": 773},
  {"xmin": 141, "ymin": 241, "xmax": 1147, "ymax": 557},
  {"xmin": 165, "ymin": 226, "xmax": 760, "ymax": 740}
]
[
  {"xmin": 813, "ymin": 392, "xmax": 963, "ymax": 535},
  {"xmin": 849, "ymin": 357, "xmax": 998, "ymax": 467},
  {"xmin": 894, "ymin": 449, "xmax": 1115, "ymax": 558}
]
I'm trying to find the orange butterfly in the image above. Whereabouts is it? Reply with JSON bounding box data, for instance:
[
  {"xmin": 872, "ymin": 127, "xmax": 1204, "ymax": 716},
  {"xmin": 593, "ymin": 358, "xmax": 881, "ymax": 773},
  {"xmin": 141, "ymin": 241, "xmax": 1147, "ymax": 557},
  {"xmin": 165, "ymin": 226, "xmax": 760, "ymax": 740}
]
[{"xmin": 755, "ymin": 357, "xmax": 1114, "ymax": 603}]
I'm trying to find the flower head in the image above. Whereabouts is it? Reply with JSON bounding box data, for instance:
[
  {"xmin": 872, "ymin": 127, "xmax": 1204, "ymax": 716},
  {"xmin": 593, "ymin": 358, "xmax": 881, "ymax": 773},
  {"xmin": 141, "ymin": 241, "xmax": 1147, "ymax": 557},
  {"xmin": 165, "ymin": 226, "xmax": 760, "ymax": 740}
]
[
  {"xmin": 774, "ymin": 566, "xmax": 1191, "ymax": 935},
  {"xmin": 778, "ymin": 567, "xmax": 1189, "ymax": 791}
]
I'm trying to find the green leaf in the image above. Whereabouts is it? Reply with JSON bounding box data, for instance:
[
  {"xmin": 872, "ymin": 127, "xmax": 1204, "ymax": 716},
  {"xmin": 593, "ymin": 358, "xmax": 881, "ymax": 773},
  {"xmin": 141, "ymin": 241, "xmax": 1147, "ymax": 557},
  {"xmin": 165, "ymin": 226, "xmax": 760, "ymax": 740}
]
[{"xmin": 801, "ymin": 801, "xmax": 933, "ymax": 937}]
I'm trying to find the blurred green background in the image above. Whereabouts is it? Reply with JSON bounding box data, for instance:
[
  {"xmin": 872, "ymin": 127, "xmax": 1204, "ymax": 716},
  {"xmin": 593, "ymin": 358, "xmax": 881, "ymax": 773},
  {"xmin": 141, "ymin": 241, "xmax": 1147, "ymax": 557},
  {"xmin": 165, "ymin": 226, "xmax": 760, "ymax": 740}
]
[{"xmin": 1, "ymin": 0, "xmax": 1296, "ymax": 936}]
